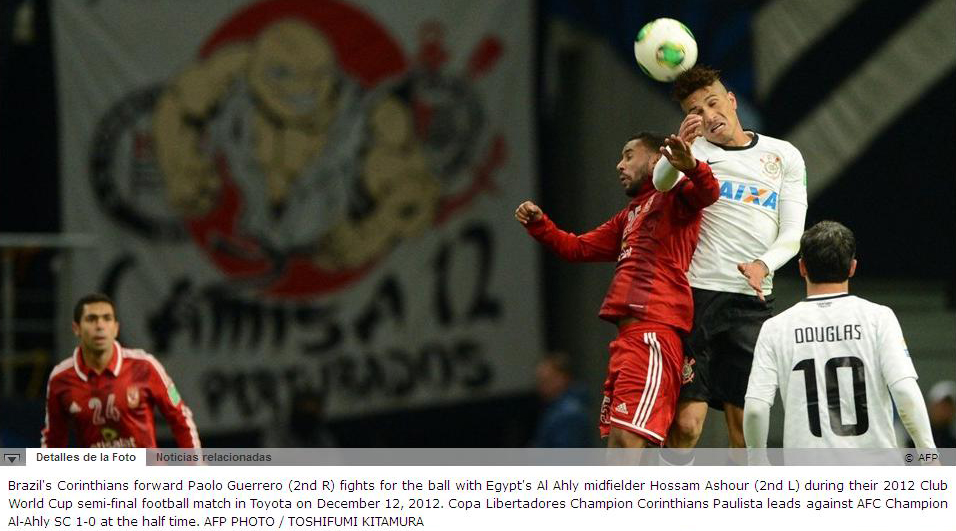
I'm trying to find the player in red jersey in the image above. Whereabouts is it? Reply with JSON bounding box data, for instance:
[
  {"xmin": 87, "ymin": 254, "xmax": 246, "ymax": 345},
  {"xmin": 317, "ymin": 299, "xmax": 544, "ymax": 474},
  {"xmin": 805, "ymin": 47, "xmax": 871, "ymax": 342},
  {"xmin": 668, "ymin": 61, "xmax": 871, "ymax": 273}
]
[
  {"xmin": 41, "ymin": 293, "xmax": 201, "ymax": 448},
  {"xmin": 515, "ymin": 132, "xmax": 718, "ymax": 448}
]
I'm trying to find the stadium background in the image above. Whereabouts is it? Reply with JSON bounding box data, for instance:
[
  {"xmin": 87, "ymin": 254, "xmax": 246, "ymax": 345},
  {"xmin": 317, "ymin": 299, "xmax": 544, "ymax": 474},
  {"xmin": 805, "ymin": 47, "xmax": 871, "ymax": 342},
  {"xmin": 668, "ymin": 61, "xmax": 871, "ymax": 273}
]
[{"xmin": 0, "ymin": 0, "xmax": 953, "ymax": 448}]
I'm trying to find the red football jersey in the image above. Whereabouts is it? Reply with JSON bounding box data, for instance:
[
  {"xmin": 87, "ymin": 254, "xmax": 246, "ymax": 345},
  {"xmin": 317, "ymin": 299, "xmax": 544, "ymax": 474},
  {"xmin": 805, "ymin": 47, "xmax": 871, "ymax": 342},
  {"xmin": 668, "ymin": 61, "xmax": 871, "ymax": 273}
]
[
  {"xmin": 41, "ymin": 342, "xmax": 201, "ymax": 448},
  {"xmin": 526, "ymin": 161, "xmax": 718, "ymax": 332}
]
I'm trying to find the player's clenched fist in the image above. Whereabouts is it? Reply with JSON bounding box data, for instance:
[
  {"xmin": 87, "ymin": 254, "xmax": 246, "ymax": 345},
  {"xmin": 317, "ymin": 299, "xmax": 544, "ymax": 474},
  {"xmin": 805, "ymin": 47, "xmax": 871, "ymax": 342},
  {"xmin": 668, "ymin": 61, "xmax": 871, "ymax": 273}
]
[{"xmin": 514, "ymin": 201, "xmax": 543, "ymax": 225}]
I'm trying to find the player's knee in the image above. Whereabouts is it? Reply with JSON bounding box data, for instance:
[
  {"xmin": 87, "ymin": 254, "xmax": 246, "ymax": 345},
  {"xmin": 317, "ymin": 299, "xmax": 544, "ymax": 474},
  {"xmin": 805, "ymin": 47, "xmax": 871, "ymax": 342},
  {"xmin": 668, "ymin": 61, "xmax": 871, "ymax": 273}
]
[{"xmin": 673, "ymin": 413, "xmax": 705, "ymax": 440}]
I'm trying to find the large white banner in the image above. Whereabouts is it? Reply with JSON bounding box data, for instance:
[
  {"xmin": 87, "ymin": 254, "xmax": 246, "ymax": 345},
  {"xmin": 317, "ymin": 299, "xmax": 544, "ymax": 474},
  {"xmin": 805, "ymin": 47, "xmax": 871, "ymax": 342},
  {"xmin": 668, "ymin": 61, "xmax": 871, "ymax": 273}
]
[{"xmin": 53, "ymin": 0, "xmax": 540, "ymax": 434}]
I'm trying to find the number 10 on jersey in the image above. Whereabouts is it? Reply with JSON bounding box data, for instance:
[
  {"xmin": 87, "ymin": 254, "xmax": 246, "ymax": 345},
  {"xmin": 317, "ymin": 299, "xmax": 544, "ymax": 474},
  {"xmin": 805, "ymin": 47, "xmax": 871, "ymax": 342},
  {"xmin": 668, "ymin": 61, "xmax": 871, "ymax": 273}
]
[{"xmin": 793, "ymin": 356, "xmax": 868, "ymax": 437}]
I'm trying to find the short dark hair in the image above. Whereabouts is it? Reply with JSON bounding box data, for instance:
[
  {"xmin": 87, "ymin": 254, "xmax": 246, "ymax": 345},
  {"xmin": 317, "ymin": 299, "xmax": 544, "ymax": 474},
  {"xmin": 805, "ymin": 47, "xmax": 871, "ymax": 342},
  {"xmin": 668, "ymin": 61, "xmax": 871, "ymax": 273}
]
[
  {"xmin": 73, "ymin": 293, "xmax": 117, "ymax": 323},
  {"xmin": 629, "ymin": 131, "xmax": 666, "ymax": 152},
  {"xmin": 671, "ymin": 65, "xmax": 723, "ymax": 102},
  {"xmin": 800, "ymin": 221, "xmax": 856, "ymax": 283}
]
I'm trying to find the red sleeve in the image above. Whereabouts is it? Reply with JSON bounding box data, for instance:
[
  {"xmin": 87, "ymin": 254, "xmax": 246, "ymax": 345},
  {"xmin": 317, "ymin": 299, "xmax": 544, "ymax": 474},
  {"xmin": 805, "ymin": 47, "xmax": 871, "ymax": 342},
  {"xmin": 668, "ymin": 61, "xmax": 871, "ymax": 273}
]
[
  {"xmin": 675, "ymin": 160, "xmax": 720, "ymax": 211},
  {"xmin": 524, "ymin": 210, "xmax": 623, "ymax": 262},
  {"xmin": 147, "ymin": 358, "xmax": 201, "ymax": 449},
  {"xmin": 40, "ymin": 375, "xmax": 68, "ymax": 448}
]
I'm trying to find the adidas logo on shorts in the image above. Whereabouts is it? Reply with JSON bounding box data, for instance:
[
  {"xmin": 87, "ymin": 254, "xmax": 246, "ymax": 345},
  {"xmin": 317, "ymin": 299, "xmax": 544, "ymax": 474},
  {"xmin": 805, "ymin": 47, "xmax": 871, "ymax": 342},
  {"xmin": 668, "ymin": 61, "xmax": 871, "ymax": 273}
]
[{"xmin": 615, "ymin": 402, "xmax": 628, "ymax": 415}]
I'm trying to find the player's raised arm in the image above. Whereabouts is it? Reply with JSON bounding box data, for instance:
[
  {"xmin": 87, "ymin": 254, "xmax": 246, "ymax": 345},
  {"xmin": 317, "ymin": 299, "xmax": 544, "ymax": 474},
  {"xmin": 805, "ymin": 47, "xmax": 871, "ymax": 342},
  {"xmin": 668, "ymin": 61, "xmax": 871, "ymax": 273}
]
[
  {"xmin": 517, "ymin": 200, "xmax": 622, "ymax": 262},
  {"xmin": 660, "ymin": 134, "xmax": 696, "ymax": 172},
  {"xmin": 653, "ymin": 114, "xmax": 702, "ymax": 192},
  {"xmin": 514, "ymin": 200, "xmax": 543, "ymax": 225},
  {"xmin": 659, "ymin": 136, "xmax": 718, "ymax": 211}
]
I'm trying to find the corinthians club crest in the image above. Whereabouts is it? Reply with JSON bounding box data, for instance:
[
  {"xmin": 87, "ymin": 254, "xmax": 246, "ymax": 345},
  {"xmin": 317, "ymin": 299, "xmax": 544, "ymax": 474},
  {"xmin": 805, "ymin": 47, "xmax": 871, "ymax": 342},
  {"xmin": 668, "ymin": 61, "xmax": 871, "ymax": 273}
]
[{"xmin": 760, "ymin": 154, "xmax": 782, "ymax": 180}]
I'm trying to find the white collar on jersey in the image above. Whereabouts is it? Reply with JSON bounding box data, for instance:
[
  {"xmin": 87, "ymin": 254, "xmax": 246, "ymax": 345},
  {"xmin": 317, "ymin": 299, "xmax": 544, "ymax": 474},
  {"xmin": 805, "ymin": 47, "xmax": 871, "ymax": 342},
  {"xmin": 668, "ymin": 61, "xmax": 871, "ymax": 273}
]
[
  {"xmin": 806, "ymin": 292, "xmax": 848, "ymax": 299},
  {"xmin": 72, "ymin": 341, "xmax": 123, "ymax": 382}
]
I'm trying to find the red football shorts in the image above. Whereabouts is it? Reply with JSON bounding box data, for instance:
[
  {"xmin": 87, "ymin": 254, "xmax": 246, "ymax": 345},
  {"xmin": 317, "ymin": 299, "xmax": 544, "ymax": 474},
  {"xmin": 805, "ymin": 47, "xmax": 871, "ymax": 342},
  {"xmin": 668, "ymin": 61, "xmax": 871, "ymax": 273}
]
[{"xmin": 599, "ymin": 323, "xmax": 683, "ymax": 445}]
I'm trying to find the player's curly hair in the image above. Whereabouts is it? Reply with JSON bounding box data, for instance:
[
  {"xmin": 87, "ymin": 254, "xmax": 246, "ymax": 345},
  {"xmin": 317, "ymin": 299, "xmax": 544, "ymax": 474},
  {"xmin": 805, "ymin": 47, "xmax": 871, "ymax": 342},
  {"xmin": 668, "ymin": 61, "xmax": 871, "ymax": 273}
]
[{"xmin": 671, "ymin": 65, "xmax": 723, "ymax": 102}]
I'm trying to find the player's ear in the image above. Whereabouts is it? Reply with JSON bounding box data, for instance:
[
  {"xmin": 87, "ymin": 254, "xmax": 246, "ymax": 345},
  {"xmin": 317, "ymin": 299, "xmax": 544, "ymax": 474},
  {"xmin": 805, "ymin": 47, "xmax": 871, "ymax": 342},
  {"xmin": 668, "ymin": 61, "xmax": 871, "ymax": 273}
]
[
  {"xmin": 71, "ymin": 321, "xmax": 80, "ymax": 337},
  {"xmin": 727, "ymin": 91, "xmax": 738, "ymax": 110},
  {"xmin": 797, "ymin": 258, "xmax": 807, "ymax": 279},
  {"xmin": 848, "ymin": 259, "xmax": 857, "ymax": 278}
]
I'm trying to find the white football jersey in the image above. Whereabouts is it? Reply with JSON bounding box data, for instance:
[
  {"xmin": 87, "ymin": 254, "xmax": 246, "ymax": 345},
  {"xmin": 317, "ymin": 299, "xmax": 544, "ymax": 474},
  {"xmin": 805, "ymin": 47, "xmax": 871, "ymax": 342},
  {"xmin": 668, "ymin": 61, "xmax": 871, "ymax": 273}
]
[
  {"xmin": 689, "ymin": 133, "xmax": 807, "ymax": 295},
  {"xmin": 746, "ymin": 294, "xmax": 918, "ymax": 448}
]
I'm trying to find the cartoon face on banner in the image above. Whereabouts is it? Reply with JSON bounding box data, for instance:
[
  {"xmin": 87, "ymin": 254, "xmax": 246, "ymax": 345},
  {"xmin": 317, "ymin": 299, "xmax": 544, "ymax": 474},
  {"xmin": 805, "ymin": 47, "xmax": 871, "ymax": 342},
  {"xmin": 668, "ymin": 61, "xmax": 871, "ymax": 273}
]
[
  {"xmin": 98, "ymin": 0, "xmax": 504, "ymax": 297},
  {"xmin": 65, "ymin": 0, "xmax": 538, "ymax": 428}
]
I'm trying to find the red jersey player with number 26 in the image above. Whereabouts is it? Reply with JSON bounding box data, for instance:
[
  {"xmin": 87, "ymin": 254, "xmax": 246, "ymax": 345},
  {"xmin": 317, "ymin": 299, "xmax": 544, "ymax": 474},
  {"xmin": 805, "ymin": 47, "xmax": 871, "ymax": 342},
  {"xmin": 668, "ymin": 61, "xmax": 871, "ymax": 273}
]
[
  {"xmin": 516, "ymin": 131, "xmax": 717, "ymax": 448},
  {"xmin": 42, "ymin": 293, "xmax": 201, "ymax": 448}
]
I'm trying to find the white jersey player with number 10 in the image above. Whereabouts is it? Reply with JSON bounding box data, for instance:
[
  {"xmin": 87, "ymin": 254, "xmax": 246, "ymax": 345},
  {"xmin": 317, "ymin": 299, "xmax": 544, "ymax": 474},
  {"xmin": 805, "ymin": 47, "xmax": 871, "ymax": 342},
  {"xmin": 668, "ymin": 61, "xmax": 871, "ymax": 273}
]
[
  {"xmin": 748, "ymin": 294, "xmax": 917, "ymax": 448},
  {"xmin": 743, "ymin": 221, "xmax": 935, "ymax": 449}
]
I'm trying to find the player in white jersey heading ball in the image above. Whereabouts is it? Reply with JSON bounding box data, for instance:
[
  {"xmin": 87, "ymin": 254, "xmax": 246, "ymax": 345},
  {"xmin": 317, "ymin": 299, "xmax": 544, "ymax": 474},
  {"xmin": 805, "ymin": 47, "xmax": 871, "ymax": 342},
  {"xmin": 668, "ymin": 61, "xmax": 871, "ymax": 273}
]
[
  {"xmin": 653, "ymin": 66, "xmax": 807, "ymax": 448},
  {"xmin": 743, "ymin": 221, "xmax": 935, "ymax": 448}
]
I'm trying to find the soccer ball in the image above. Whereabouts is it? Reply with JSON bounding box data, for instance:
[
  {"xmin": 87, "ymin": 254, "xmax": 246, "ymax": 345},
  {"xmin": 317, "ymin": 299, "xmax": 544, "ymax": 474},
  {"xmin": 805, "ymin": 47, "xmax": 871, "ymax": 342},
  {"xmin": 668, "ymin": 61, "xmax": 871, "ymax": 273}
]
[{"xmin": 633, "ymin": 18, "xmax": 698, "ymax": 82}]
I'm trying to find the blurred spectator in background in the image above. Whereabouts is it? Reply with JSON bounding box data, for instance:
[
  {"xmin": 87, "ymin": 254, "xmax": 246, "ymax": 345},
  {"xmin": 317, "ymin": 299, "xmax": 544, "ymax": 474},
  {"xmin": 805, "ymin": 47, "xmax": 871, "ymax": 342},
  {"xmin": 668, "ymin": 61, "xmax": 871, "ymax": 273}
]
[
  {"xmin": 900, "ymin": 380, "xmax": 956, "ymax": 449},
  {"xmin": 531, "ymin": 352, "xmax": 590, "ymax": 448},
  {"xmin": 262, "ymin": 389, "xmax": 337, "ymax": 448},
  {"xmin": 925, "ymin": 380, "xmax": 956, "ymax": 448}
]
